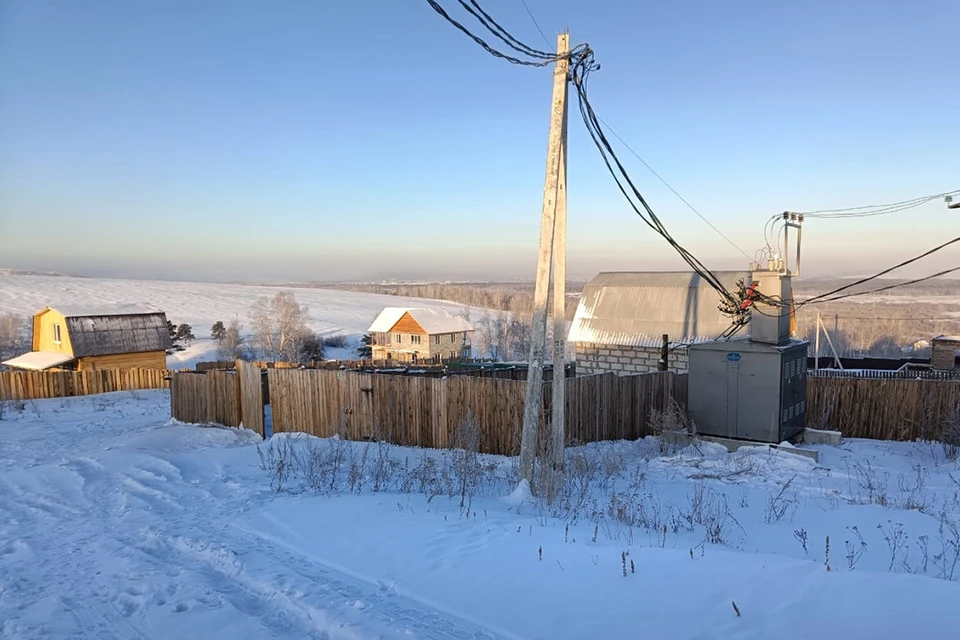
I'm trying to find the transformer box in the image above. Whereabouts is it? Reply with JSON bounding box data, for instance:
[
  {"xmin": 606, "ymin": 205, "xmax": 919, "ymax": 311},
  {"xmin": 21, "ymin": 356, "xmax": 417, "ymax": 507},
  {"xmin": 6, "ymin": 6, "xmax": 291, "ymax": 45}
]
[{"xmin": 687, "ymin": 337, "xmax": 809, "ymax": 443}]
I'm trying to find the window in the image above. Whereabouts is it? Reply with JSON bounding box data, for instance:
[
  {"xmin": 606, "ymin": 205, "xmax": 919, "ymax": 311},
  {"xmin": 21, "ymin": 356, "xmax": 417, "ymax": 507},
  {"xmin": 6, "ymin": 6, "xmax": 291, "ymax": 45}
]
[
  {"xmin": 395, "ymin": 334, "xmax": 402, "ymax": 343},
  {"xmin": 53, "ymin": 324, "xmax": 62, "ymax": 344},
  {"xmin": 433, "ymin": 335, "xmax": 441, "ymax": 345},
  {"xmin": 411, "ymin": 335, "xmax": 421, "ymax": 345}
]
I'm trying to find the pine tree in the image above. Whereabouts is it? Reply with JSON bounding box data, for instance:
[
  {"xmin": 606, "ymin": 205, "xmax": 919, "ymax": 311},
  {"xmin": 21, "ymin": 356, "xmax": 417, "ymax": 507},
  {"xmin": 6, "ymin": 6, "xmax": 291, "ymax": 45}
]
[
  {"xmin": 175, "ymin": 323, "xmax": 195, "ymax": 346},
  {"xmin": 211, "ymin": 320, "xmax": 226, "ymax": 343},
  {"xmin": 167, "ymin": 320, "xmax": 177, "ymax": 342},
  {"xmin": 357, "ymin": 334, "xmax": 372, "ymax": 358}
]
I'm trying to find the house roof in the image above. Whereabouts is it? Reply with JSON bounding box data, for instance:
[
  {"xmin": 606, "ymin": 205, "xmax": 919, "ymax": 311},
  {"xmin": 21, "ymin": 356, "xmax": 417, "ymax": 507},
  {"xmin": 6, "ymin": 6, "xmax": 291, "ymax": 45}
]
[
  {"xmin": 2, "ymin": 351, "xmax": 75, "ymax": 371},
  {"xmin": 567, "ymin": 270, "xmax": 751, "ymax": 348},
  {"xmin": 46, "ymin": 303, "xmax": 162, "ymax": 318},
  {"xmin": 66, "ymin": 311, "xmax": 172, "ymax": 357},
  {"xmin": 368, "ymin": 307, "xmax": 474, "ymax": 334},
  {"xmin": 933, "ymin": 335, "xmax": 960, "ymax": 344}
]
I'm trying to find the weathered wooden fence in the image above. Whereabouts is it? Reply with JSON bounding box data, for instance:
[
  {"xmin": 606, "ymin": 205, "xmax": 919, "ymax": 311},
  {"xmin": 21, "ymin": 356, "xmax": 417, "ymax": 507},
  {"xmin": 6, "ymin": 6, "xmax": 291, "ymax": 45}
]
[
  {"xmin": 0, "ymin": 368, "xmax": 170, "ymax": 401},
  {"xmin": 169, "ymin": 367, "xmax": 960, "ymax": 448},
  {"xmin": 168, "ymin": 371, "xmax": 241, "ymax": 427},
  {"xmin": 807, "ymin": 376, "xmax": 960, "ymax": 441},
  {"xmin": 265, "ymin": 369, "xmax": 686, "ymax": 454}
]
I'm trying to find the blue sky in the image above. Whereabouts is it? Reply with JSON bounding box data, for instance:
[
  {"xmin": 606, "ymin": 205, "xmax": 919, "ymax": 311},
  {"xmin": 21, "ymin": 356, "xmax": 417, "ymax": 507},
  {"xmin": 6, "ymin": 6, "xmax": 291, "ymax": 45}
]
[{"xmin": 1, "ymin": 0, "xmax": 957, "ymax": 282}]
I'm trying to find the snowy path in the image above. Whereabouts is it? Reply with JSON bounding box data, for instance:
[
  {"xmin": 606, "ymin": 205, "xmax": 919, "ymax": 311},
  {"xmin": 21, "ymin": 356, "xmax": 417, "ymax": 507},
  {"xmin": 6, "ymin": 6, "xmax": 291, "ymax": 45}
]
[
  {"xmin": 0, "ymin": 393, "xmax": 509, "ymax": 639},
  {"xmin": 3, "ymin": 391, "xmax": 960, "ymax": 639}
]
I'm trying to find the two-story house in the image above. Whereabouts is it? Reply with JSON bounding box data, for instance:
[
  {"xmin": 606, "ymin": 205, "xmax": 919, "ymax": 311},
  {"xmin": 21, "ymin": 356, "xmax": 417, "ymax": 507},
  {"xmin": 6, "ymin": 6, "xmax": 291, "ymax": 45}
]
[{"xmin": 368, "ymin": 307, "xmax": 473, "ymax": 363}]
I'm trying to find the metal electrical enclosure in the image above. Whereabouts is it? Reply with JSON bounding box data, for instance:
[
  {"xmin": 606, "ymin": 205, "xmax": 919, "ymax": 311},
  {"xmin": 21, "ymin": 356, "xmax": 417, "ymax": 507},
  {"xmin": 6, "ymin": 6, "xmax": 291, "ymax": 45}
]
[{"xmin": 687, "ymin": 337, "xmax": 809, "ymax": 443}]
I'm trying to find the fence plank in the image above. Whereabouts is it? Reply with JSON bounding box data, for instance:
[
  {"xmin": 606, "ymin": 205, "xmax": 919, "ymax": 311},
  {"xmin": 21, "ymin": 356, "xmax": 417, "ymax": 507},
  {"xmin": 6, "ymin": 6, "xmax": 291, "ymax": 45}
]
[{"xmin": 0, "ymin": 368, "xmax": 169, "ymax": 401}]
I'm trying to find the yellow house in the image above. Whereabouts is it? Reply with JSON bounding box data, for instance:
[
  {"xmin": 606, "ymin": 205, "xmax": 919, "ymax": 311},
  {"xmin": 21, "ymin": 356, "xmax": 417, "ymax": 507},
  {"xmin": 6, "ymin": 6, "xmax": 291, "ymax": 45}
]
[
  {"xmin": 368, "ymin": 307, "xmax": 473, "ymax": 363},
  {"xmin": 2, "ymin": 304, "xmax": 172, "ymax": 371}
]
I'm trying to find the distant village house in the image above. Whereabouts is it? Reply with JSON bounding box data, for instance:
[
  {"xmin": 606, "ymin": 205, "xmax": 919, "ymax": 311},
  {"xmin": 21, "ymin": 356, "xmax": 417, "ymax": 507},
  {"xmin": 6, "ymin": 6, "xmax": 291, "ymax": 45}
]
[
  {"xmin": 567, "ymin": 271, "xmax": 750, "ymax": 375},
  {"xmin": 1, "ymin": 304, "xmax": 172, "ymax": 371},
  {"xmin": 368, "ymin": 307, "xmax": 473, "ymax": 363}
]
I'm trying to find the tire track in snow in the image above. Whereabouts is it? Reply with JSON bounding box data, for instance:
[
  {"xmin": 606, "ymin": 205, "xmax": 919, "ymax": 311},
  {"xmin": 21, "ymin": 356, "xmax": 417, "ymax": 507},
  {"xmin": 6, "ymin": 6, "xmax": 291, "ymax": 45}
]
[{"xmin": 4, "ymin": 442, "xmax": 512, "ymax": 639}]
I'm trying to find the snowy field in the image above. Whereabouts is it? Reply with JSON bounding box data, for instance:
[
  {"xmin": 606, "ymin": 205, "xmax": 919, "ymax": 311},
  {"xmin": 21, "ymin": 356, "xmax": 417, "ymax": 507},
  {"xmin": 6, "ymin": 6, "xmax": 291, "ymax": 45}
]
[
  {"xmin": 0, "ymin": 275, "xmax": 473, "ymax": 367},
  {"xmin": 2, "ymin": 392, "xmax": 960, "ymax": 639}
]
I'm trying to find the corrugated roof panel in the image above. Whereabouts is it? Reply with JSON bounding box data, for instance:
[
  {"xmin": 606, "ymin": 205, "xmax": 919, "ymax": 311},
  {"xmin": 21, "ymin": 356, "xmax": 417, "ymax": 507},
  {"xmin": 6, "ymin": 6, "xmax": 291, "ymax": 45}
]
[{"xmin": 567, "ymin": 270, "xmax": 751, "ymax": 346}]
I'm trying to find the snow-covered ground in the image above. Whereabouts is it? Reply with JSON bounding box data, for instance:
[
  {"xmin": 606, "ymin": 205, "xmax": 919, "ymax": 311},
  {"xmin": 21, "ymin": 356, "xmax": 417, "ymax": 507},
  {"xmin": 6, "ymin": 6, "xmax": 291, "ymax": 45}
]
[
  {"xmin": 0, "ymin": 275, "xmax": 473, "ymax": 368},
  {"xmin": 2, "ymin": 392, "xmax": 959, "ymax": 638}
]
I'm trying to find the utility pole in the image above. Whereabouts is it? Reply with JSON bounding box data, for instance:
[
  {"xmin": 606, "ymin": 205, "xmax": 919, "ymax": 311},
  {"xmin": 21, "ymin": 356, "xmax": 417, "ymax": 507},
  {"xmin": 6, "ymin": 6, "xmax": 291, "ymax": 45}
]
[
  {"xmin": 815, "ymin": 312, "xmax": 821, "ymax": 371},
  {"xmin": 519, "ymin": 33, "xmax": 570, "ymax": 488},
  {"xmin": 550, "ymin": 99, "xmax": 568, "ymax": 474}
]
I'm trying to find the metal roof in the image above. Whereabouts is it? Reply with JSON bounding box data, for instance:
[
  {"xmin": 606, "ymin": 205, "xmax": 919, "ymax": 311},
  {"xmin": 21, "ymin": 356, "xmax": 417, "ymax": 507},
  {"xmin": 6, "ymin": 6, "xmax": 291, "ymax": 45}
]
[
  {"xmin": 66, "ymin": 312, "xmax": 172, "ymax": 357},
  {"xmin": 566, "ymin": 271, "xmax": 751, "ymax": 348}
]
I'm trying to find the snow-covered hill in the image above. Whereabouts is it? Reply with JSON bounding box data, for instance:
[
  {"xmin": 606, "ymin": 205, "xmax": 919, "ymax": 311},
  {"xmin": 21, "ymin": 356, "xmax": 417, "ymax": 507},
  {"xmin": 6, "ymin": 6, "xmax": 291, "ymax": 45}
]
[{"xmin": 0, "ymin": 275, "xmax": 473, "ymax": 367}]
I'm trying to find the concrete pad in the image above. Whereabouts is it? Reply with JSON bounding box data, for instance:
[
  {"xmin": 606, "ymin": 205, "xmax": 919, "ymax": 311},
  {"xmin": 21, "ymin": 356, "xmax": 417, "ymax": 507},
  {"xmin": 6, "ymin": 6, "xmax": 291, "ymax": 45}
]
[
  {"xmin": 660, "ymin": 430, "xmax": 820, "ymax": 463},
  {"xmin": 801, "ymin": 428, "xmax": 842, "ymax": 446}
]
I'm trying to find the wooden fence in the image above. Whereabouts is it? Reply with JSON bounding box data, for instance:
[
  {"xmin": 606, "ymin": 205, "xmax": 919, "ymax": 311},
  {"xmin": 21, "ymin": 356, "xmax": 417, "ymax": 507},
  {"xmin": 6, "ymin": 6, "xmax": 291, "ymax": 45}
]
[
  {"xmin": 265, "ymin": 369, "xmax": 685, "ymax": 454},
  {"xmin": 809, "ymin": 368, "xmax": 960, "ymax": 381},
  {"xmin": 168, "ymin": 371, "xmax": 240, "ymax": 428},
  {"xmin": 807, "ymin": 376, "xmax": 960, "ymax": 441},
  {"xmin": 169, "ymin": 367, "xmax": 960, "ymax": 448},
  {"xmin": 0, "ymin": 368, "xmax": 170, "ymax": 401}
]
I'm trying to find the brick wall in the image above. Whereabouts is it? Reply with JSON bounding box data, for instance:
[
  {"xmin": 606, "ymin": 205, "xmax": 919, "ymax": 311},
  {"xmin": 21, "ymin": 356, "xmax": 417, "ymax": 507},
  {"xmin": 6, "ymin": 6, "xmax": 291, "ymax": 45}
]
[
  {"xmin": 931, "ymin": 340, "xmax": 959, "ymax": 371},
  {"xmin": 574, "ymin": 342, "xmax": 689, "ymax": 375}
]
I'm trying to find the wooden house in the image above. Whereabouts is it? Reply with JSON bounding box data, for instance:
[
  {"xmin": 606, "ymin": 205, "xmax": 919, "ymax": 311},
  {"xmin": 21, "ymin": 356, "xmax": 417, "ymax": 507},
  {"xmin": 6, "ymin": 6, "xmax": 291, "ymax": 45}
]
[
  {"xmin": 1, "ymin": 304, "xmax": 172, "ymax": 371},
  {"xmin": 368, "ymin": 307, "xmax": 473, "ymax": 363}
]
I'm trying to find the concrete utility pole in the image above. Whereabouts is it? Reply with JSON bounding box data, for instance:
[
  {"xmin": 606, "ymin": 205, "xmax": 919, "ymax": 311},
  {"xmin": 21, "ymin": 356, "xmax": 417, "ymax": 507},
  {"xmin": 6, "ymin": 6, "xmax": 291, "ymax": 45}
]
[
  {"xmin": 550, "ymin": 92, "xmax": 568, "ymax": 473},
  {"xmin": 519, "ymin": 32, "xmax": 570, "ymax": 488}
]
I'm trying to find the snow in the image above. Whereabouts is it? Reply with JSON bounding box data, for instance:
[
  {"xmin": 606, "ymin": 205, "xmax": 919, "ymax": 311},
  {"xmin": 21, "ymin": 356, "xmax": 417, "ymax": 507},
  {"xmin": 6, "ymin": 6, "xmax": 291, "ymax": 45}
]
[
  {"xmin": 0, "ymin": 351, "xmax": 74, "ymax": 370},
  {"xmin": 50, "ymin": 303, "xmax": 164, "ymax": 318},
  {"xmin": 0, "ymin": 275, "xmax": 475, "ymax": 369},
  {"xmin": 368, "ymin": 307, "xmax": 473, "ymax": 334},
  {"xmin": 2, "ymin": 392, "xmax": 960, "ymax": 638}
]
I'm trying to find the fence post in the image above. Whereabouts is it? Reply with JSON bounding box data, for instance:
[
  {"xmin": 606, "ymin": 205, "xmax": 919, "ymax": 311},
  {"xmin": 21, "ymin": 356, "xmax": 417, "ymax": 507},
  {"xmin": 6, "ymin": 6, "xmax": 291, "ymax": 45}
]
[{"xmin": 659, "ymin": 334, "xmax": 669, "ymax": 372}]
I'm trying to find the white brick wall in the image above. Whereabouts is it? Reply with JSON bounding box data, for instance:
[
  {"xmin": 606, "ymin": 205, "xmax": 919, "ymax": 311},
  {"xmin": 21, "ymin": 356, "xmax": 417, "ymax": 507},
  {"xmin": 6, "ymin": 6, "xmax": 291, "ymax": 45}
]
[{"xmin": 574, "ymin": 342, "xmax": 688, "ymax": 375}]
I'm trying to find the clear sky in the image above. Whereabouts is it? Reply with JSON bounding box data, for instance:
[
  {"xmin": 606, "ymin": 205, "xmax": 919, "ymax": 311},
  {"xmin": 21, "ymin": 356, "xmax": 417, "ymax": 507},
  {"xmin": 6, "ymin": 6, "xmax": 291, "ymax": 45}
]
[{"xmin": 1, "ymin": 0, "xmax": 957, "ymax": 283}]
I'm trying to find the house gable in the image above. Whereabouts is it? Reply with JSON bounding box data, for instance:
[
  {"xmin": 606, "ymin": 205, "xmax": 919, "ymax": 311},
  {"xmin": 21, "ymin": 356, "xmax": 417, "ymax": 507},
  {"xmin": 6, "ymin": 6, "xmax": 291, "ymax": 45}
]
[
  {"xmin": 33, "ymin": 308, "xmax": 75, "ymax": 357},
  {"xmin": 391, "ymin": 312, "xmax": 427, "ymax": 336}
]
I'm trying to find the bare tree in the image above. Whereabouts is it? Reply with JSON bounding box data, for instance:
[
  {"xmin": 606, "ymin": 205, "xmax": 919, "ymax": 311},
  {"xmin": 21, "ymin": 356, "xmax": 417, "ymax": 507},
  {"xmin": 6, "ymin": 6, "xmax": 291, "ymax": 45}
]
[
  {"xmin": 249, "ymin": 291, "xmax": 311, "ymax": 362},
  {"xmin": 0, "ymin": 313, "xmax": 28, "ymax": 362},
  {"xmin": 218, "ymin": 319, "xmax": 246, "ymax": 361}
]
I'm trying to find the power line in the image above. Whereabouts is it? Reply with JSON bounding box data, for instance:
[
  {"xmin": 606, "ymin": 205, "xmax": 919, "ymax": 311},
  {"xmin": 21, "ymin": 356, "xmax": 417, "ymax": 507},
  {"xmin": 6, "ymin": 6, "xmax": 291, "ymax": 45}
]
[
  {"xmin": 517, "ymin": 0, "xmax": 551, "ymax": 49},
  {"xmin": 797, "ymin": 189, "xmax": 960, "ymax": 218},
  {"xmin": 425, "ymin": 0, "xmax": 750, "ymax": 328},
  {"xmin": 799, "ymin": 236, "xmax": 960, "ymax": 307},
  {"xmin": 596, "ymin": 117, "xmax": 753, "ymax": 261},
  {"xmin": 808, "ymin": 267, "xmax": 960, "ymax": 304}
]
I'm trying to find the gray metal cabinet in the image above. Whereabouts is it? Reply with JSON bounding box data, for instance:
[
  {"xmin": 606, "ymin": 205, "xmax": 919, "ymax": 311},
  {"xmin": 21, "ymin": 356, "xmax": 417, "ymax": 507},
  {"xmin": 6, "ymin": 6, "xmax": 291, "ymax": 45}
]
[{"xmin": 688, "ymin": 338, "xmax": 809, "ymax": 443}]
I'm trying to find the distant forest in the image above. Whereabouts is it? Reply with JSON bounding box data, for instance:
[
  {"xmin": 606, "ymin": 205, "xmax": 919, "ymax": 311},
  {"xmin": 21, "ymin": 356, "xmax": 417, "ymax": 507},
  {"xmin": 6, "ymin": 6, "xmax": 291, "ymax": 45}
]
[{"xmin": 330, "ymin": 277, "xmax": 960, "ymax": 360}]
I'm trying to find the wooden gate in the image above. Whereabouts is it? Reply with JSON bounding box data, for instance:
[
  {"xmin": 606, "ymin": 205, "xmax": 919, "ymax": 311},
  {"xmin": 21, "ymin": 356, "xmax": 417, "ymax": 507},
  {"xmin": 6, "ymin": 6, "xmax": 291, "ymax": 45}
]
[{"xmin": 237, "ymin": 360, "xmax": 264, "ymax": 437}]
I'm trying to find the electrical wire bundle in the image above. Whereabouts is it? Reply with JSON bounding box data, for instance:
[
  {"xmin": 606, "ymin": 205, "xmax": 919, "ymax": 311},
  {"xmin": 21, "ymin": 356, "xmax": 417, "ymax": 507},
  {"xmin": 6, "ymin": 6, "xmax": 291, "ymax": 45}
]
[
  {"xmin": 424, "ymin": 1, "xmax": 958, "ymax": 336},
  {"xmin": 797, "ymin": 189, "xmax": 960, "ymax": 220},
  {"xmin": 424, "ymin": 0, "xmax": 753, "ymax": 332}
]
